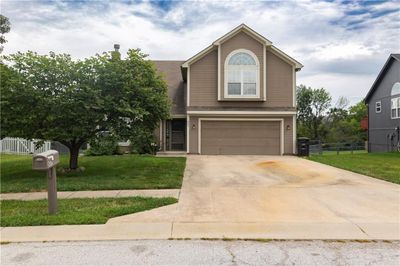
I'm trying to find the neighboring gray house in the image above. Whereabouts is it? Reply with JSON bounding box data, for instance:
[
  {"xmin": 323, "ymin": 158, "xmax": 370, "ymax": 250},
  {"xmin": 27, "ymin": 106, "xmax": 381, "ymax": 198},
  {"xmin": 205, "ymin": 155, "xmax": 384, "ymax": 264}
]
[
  {"xmin": 365, "ymin": 54, "xmax": 400, "ymax": 152},
  {"xmin": 154, "ymin": 24, "xmax": 303, "ymax": 155}
]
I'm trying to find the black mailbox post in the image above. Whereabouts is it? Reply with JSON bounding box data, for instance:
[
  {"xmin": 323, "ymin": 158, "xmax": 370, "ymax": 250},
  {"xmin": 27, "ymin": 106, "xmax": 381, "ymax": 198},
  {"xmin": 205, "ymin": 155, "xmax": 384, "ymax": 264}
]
[
  {"xmin": 297, "ymin": 137, "xmax": 310, "ymax": 156},
  {"xmin": 32, "ymin": 150, "xmax": 60, "ymax": 214}
]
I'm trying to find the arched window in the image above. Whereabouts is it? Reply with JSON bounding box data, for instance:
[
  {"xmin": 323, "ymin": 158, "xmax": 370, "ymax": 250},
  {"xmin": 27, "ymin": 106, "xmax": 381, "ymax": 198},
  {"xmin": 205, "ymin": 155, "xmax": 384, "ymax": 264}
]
[
  {"xmin": 225, "ymin": 49, "xmax": 259, "ymax": 97},
  {"xmin": 391, "ymin": 82, "xmax": 400, "ymax": 96},
  {"xmin": 391, "ymin": 82, "xmax": 400, "ymax": 119}
]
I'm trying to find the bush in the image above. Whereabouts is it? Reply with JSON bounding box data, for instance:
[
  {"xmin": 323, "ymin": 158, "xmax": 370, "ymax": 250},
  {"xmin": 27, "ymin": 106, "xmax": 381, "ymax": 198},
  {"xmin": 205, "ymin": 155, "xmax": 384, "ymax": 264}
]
[
  {"xmin": 85, "ymin": 135, "xmax": 119, "ymax": 156},
  {"xmin": 131, "ymin": 129, "xmax": 158, "ymax": 155}
]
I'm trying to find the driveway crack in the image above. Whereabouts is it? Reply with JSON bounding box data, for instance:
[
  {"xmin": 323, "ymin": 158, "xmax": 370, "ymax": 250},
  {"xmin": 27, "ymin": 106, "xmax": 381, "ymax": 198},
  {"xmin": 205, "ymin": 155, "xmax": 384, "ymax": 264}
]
[
  {"xmin": 308, "ymin": 188, "xmax": 370, "ymax": 238},
  {"xmin": 170, "ymin": 222, "xmax": 174, "ymax": 238},
  {"xmin": 225, "ymin": 244, "xmax": 237, "ymax": 266}
]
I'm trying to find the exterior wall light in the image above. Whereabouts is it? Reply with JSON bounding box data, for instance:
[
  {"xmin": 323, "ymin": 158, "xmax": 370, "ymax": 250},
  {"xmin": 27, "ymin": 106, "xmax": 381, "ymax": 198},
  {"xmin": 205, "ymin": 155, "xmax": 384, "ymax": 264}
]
[
  {"xmin": 286, "ymin": 125, "xmax": 291, "ymax": 131},
  {"xmin": 192, "ymin": 124, "xmax": 196, "ymax": 129}
]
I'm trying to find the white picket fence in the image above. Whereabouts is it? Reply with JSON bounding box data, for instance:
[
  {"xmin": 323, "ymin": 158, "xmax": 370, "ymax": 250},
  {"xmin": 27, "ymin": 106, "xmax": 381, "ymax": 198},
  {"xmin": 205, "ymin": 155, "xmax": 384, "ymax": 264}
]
[{"xmin": 0, "ymin": 137, "xmax": 52, "ymax": 154}]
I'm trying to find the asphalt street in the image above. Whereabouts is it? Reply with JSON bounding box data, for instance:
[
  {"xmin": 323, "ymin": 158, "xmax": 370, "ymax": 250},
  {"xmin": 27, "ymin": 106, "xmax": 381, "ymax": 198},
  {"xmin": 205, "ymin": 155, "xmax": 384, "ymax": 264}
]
[{"xmin": 1, "ymin": 240, "xmax": 399, "ymax": 265}]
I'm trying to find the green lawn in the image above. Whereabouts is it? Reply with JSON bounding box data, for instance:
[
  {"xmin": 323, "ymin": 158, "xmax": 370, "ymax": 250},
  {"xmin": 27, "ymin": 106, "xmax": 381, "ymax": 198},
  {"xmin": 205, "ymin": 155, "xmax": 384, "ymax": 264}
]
[
  {"xmin": 0, "ymin": 197, "xmax": 177, "ymax": 226},
  {"xmin": 308, "ymin": 152, "xmax": 400, "ymax": 184},
  {"xmin": 0, "ymin": 154, "xmax": 186, "ymax": 193}
]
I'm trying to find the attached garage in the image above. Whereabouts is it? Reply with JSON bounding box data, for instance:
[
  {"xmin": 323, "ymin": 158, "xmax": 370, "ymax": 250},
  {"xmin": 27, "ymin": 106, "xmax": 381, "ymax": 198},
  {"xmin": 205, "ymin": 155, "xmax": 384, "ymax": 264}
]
[{"xmin": 199, "ymin": 119, "xmax": 283, "ymax": 155}]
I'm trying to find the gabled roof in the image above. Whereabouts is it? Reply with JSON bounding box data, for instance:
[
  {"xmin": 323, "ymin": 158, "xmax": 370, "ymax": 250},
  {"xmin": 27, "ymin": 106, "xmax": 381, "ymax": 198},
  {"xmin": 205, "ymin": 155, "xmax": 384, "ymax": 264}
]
[
  {"xmin": 212, "ymin": 24, "xmax": 272, "ymax": 46},
  {"xmin": 364, "ymin": 54, "xmax": 400, "ymax": 103},
  {"xmin": 182, "ymin": 24, "xmax": 303, "ymax": 70}
]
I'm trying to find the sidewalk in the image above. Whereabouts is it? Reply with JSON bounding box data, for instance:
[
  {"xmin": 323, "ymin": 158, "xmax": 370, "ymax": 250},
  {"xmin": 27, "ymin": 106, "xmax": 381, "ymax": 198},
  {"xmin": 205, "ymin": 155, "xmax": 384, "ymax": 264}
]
[
  {"xmin": 2, "ymin": 219, "xmax": 399, "ymax": 242},
  {"xmin": 0, "ymin": 189, "xmax": 180, "ymax": 200}
]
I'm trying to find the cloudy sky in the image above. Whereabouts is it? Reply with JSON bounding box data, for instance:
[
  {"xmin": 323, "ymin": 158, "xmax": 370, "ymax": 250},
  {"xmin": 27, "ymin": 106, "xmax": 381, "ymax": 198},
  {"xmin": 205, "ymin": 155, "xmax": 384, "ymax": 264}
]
[{"xmin": 2, "ymin": 0, "xmax": 399, "ymax": 104}]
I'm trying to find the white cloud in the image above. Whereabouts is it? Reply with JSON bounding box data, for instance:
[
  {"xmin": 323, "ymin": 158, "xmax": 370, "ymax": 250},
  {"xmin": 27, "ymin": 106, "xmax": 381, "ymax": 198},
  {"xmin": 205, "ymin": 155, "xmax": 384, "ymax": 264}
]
[
  {"xmin": 297, "ymin": 72, "xmax": 376, "ymax": 105},
  {"xmin": 312, "ymin": 43, "xmax": 374, "ymax": 61},
  {"xmin": 1, "ymin": 0, "xmax": 399, "ymax": 103}
]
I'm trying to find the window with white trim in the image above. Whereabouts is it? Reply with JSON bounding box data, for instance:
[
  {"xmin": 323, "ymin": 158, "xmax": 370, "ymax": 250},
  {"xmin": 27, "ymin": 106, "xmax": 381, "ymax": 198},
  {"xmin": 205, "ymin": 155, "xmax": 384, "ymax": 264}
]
[
  {"xmin": 391, "ymin": 82, "xmax": 400, "ymax": 96},
  {"xmin": 375, "ymin": 101, "xmax": 381, "ymax": 113},
  {"xmin": 391, "ymin": 97, "xmax": 400, "ymax": 119},
  {"xmin": 391, "ymin": 83, "xmax": 400, "ymax": 119},
  {"xmin": 225, "ymin": 50, "xmax": 259, "ymax": 98}
]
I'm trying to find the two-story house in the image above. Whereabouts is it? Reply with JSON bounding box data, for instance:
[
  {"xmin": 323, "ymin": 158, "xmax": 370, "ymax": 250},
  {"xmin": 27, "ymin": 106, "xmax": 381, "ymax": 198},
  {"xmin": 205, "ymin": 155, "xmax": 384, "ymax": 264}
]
[
  {"xmin": 154, "ymin": 24, "xmax": 303, "ymax": 155},
  {"xmin": 365, "ymin": 54, "xmax": 400, "ymax": 152}
]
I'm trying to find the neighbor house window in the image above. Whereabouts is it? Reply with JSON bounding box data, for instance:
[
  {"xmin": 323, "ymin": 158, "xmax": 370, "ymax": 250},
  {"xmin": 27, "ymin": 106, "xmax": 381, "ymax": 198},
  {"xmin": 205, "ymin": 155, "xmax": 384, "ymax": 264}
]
[
  {"xmin": 375, "ymin": 101, "xmax": 381, "ymax": 113},
  {"xmin": 391, "ymin": 82, "xmax": 400, "ymax": 119},
  {"xmin": 225, "ymin": 49, "xmax": 259, "ymax": 98},
  {"xmin": 391, "ymin": 97, "xmax": 400, "ymax": 119},
  {"xmin": 391, "ymin": 82, "xmax": 400, "ymax": 96}
]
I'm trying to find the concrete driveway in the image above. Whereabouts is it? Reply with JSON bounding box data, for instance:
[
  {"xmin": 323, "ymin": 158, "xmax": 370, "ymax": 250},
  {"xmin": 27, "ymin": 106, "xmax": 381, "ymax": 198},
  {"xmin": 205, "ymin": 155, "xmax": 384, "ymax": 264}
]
[{"xmin": 109, "ymin": 155, "xmax": 400, "ymax": 240}]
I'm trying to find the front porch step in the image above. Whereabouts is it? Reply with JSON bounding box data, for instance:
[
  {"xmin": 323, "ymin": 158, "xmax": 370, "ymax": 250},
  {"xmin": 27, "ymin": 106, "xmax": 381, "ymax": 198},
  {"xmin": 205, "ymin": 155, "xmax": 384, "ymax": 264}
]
[{"xmin": 156, "ymin": 151, "xmax": 187, "ymax": 157}]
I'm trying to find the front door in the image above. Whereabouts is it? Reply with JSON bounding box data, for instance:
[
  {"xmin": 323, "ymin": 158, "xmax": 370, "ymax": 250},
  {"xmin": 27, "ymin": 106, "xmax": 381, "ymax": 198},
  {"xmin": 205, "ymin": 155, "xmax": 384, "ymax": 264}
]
[{"xmin": 166, "ymin": 119, "xmax": 186, "ymax": 151}]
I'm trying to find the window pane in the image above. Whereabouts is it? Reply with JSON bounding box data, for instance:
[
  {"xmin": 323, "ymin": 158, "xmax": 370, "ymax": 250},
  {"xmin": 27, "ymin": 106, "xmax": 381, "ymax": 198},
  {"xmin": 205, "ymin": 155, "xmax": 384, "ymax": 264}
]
[
  {"xmin": 391, "ymin": 82, "xmax": 400, "ymax": 96},
  {"xmin": 243, "ymin": 70, "xmax": 256, "ymax": 83},
  {"xmin": 243, "ymin": 83, "xmax": 256, "ymax": 95},
  {"xmin": 228, "ymin": 52, "xmax": 256, "ymax": 65},
  {"xmin": 227, "ymin": 70, "xmax": 241, "ymax": 82},
  {"xmin": 228, "ymin": 83, "xmax": 241, "ymax": 95},
  {"xmin": 392, "ymin": 109, "xmax": 397, "ymax": 118}
]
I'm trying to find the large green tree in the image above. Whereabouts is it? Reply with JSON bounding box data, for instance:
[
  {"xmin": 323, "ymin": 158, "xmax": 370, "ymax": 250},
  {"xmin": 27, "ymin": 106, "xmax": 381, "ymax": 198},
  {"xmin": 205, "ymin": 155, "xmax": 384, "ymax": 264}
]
[
  {"xmin": 296, "ymin": 85, "xmax": 331, "ymax": 140},
  {"xmin": 325, "ymin": 97, "xmax": 350, "ymax": 143},
  {"xmin": 1, "ymin": 49, "xmax": 170, "ymax": 170},
  {"xmin": 346, "ymin": 100, "xmax": 368, "ymax": 142},
  {"xmin": 0, "ymin": 15, "xmax": 11, "ymax": 53},
  {"xmin": 324, "ymin": 98, "xmax": 367, "ymax": 143}
]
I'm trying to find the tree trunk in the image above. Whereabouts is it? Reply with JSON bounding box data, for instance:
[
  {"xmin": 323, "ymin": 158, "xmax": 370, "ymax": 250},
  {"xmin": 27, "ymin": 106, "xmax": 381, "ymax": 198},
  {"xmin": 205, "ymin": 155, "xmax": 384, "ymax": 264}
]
[{"xmin": 69, "ymin": 145, "xmax": 80, "ymax": 170}]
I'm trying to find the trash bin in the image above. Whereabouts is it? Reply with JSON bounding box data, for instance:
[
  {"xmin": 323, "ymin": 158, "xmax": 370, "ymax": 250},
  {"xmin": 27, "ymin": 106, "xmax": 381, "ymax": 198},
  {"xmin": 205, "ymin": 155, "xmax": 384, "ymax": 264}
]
[{"xmin": 297, "ymin": 137, "xmax": 310, "ymax": 156}]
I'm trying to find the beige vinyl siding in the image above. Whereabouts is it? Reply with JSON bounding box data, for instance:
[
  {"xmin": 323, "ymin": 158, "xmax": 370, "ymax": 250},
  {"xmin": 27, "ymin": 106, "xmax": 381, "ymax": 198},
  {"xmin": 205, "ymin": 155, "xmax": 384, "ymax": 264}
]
[
  {"xmin": 283, "ymin": 116, "xmax": 293, "ymax": 154},
  {"xmin": 266, "ymin": 51, "xmax": 293, "ymax": 107},
  {"xmin": 188, "ymin": 116, "xmax": 199, "ymax": 153},
  {"xmin": 190, "ymin": 50, "xmax": 218, "ymax": 107},
  {"xmin": 189, "ymin": 38, "xmax": 294, "ymax": 108}
]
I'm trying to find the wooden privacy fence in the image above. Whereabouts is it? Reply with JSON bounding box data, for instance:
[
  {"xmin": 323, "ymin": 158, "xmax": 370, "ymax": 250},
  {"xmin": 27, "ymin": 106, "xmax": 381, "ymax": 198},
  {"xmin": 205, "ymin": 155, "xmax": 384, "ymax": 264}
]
[{"xmin": 0, "ymin": 137, "xmax": 51, "ymax": 154}]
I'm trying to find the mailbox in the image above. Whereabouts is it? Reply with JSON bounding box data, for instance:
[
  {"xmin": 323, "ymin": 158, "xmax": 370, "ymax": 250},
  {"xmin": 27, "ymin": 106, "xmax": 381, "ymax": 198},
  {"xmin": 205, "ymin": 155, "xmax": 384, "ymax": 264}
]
[
  {"xmin": 32, "ymin": 150, "xmax": 59, "ymax": 214},
  {"xmin": 32, "ymin": 150, "xmax": 60, "ymax": 170}
]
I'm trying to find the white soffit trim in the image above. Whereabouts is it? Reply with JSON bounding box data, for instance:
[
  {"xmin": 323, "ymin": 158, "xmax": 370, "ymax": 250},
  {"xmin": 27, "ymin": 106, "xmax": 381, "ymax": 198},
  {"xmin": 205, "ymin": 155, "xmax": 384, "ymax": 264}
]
[
  {"xmin": 186, "ymin": 115, "xmax": 190, "ymax": 153},
  {"xmin": 217, "ymin": 44, "xmax": 221, "ymax": 100},
  {"xmin": 292, "ymin": 115, "xmax": 297, "ymax": 154},
  {"xmin": 263, "ymin": 44, "xmax": 267, "ymax": 101},
  {"xmin": 187, "ymin": 110, "xmax": 296, "ymax": 115},
  {"xmin": 198, "ymin": 118, "xmax": 284, "ymax": 155},
  {"xmin": 292, "ymin": 66, "xmax": 296, "ymax": 107},
  {"xmin": 187, "ymin": 66, "xmax": 190, "ymax": 106}
]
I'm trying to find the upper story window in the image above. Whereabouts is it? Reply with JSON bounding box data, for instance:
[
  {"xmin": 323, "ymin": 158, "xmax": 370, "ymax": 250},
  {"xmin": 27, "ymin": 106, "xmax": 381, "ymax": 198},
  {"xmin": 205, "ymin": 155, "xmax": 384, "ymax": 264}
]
[
  {"xmin": 391, "ymin": 82, "xmax": 400, "ymax": 119},
  {"xmin": 391, "ymin": 97, "xmax": 400, "ymax": 119},
  {"xmin": 375, "ymin": 101, "xmax": 382, "ymax": 113},
  {"xmin": 225, "ymin": 49, "xmax": 259, "ymax": 98},
  {"xmin": 391, "ymin": 82, "xmax": 400, "ymax": 96}
]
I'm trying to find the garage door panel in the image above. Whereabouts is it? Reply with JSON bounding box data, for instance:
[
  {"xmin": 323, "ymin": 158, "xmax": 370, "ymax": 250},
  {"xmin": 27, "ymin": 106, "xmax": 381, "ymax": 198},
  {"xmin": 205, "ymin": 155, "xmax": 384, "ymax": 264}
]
[{"xmin": 201, "ymin": 121, "xmax": 281, "ymax": 155}]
